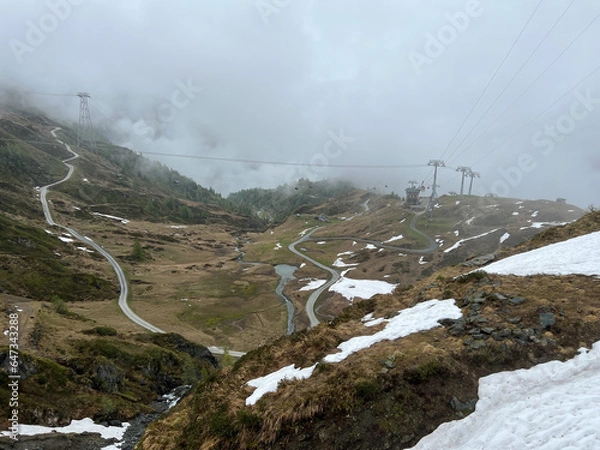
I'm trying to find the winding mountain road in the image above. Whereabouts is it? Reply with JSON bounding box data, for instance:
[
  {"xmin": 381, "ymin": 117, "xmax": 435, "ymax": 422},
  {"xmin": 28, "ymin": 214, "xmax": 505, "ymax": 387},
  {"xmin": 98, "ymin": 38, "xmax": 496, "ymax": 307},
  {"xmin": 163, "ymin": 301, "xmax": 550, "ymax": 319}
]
[
  {"xmin": 288, "ymin": 228, "xmax": 341, "ymax": 327},
  {"xmin": 44, "ymin": 129, "xmax": 247, "ymax": 357},
  {"xmin": 306, "ymin": 212, "xmax": 437, "ymax": 254},
  {"xmin": 44, "ymin": 128, "xmax": 165, "ymax": 333},
  {"xmin": 289, "ymin": 210, "xmax": 436, "ymax": 327}
]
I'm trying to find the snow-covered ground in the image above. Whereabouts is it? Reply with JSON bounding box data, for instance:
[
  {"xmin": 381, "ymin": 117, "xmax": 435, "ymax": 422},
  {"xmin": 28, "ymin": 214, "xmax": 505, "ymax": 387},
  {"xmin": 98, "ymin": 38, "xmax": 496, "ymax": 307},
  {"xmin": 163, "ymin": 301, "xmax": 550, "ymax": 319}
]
[
  {"xmin": 444, "ymin": 229, "xmax": 499, "ymax": 253},
  {"xmin": 324, "ymin": 299, "xmax": 461, "ymax": 363},
  {"xmin": 246, "ymin": 364, "xmax": 317, "ymax": 406},
  {"xmin": 384, "ymin": 234, "xmax": 404, "ymax": 243},
  {"xmin": 92, "ymin": 212, "xmax": 130, "ymax": 224},
  {"xmin": 520, "ymin": 221, "xmax": 568, "ymax": 230},
  {"xmin": 409, "ymin": 344, "xmax": 600, "ymax": 450},
  {"xmin": 480, "ymin": 231, "xmax": 600, "ymax": 277},
  {"xmin": 299, "ymin": 279, "xmax": 327, "ymax": 291},
  {"xmin": 298, "ymin": 227, "xmax": 315, "ymax": 236},
  {"xmin": 332, "ymin": 257, "xmax": 359, "ymax": 268},
  {"xmin": 0, "ymin": 418, "xmax": 129, "ymax": 449},
  {"xmin": 245, "ymin": 299, "xmax": 462, "ymax": 405},
  {"xmin": 328, "ymin": 268, "xmax": 396, "ymax": 301},
  {"xmin": 412, "ymin": 229, "xmax": 600, "ymax": 449}
]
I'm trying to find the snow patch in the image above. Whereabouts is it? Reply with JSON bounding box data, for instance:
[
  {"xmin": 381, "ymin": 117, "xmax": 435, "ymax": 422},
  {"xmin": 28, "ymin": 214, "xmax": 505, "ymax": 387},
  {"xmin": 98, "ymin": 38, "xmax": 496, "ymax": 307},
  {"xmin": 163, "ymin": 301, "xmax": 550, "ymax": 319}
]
[
  {"xmin": 246, "ymin": 364, "xmax": 317, "ymax": 406},
  {"xmin": 384, "ymin": 234, "xmax": 404, "ymax": 243},
  {"xmin": 477, "ymin": 231, "xmax": 600, "ymax": 277},
  {"xmin": 92, "ymin": 212, "xmax": 130, "ymax": 224},
  {"xmin": 0, "ymin": 418, "xmax": 129, "ymax": 441},
  {"xmin": 444, "ymin": 229, "xmax": 499, "ymax": 253},
  {"xmin": 329, "ymin": 272, "xmax": 396, "ymax": 301},
  {"xmin": 409, "ymin": 344, "xmax": 600, "ymax": 449},
  {"xmin": 465, "ymin": 217, "xmax": 475, "ymax": 225},
  {"xmin": 274, "ymin": 242, "xmax": 282, "ymax": 250},
  {"xmin": 299, "ymin": 279, "xmax": 327, "ymax": 291},
  {"xmin": 332, "ymin": 257, "xmax": 358, "ymax": 268},
  {"xmin": 520, "ymin": 221, "xmax": 568, "ymax": 230},
  {"xmin": 316, "ymin": 241, "xmax": 326, "ymax": 245},
  {"xmin": 245, "ymin": 300, "xmax": 462, "ymax": 406},
  {"xmin": 324, "ymin": 299, "xmax": 462, "ymax": 363},
  {"xmin": 499, "ymin": 232, "xmax": 510, "ymax": 244}
]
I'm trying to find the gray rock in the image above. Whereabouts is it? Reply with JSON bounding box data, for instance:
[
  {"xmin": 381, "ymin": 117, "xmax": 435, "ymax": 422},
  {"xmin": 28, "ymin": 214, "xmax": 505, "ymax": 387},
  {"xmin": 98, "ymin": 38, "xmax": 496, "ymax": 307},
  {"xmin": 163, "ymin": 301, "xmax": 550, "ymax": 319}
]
[
  {"xmin": 539, "ymin": 312, "xmax": 556, "ymax": 329},
  {"xmin": 451, "ymin": 396, "xmax": 478, "ymax": 414},
  {"xmin": 508, "ymin": 317, "xmax": 521, "ymax": 324},
  {"xmin": 469, "ymin": 341, "xmax": 488, "ymax": 350},
  {"xmin": 489, "ymin": 292, "xmax": 507, "ymax": 301},
  {"xmin": 492, "ymin": 329, "xmax": 512, "ymax": 341},
  {"xmin": 509, "ymin": 297, "xmax": 525, "ymax": 306},
  {"xmin": 463, "ymin": 254, "xmax": 495, "ymax": 267}
]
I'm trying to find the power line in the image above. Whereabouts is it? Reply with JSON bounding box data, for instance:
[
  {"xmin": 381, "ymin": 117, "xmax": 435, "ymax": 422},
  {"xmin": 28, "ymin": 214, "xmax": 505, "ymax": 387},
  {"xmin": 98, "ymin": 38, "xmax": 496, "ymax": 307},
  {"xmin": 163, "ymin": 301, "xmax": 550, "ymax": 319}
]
[
  {"xmin": 448, "ymin": 9, "xmax": 600, "ymax": 166},
  {"xmin": 444, "ymin": 0, "xmax": 577, "ymax": 164},
  {"xmin": 469, "ymin": 63, "xmax": 600, "ymax": 168},
  {"xmin": 113, "ymin": 148, "xmax": 429, "ymax": 169},
  {"xmin": 438, "ymin": 0, "xmax": 544, "ymax": 163},
  {"xmin": 7, "ymin": 90, "xmax": 76, "ymax": 97}
]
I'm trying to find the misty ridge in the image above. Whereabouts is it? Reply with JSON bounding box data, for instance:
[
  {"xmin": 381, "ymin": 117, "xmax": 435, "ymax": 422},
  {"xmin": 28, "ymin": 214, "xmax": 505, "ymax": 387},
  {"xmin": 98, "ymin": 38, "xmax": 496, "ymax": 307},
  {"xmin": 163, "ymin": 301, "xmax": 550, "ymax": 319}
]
[{"xmin": 1, "ymin": 1, "xmax": 599, "ymax": 205}]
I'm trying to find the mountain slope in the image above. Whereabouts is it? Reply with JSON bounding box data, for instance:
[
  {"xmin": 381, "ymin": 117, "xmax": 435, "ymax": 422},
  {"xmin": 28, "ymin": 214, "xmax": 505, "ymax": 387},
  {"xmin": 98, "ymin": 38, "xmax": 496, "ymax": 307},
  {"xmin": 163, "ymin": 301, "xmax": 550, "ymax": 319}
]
[{"xmin": 137, "ymin": 210, "xmax": 600, "ymax": 450}]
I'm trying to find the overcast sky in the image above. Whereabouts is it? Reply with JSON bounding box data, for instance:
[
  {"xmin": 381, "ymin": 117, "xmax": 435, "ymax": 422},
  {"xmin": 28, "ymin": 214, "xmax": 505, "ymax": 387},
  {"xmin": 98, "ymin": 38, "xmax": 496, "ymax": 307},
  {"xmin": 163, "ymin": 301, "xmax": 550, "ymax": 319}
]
[{"xmin": 1, "ymin": 0, "xmax": 599, "ymax": 207}]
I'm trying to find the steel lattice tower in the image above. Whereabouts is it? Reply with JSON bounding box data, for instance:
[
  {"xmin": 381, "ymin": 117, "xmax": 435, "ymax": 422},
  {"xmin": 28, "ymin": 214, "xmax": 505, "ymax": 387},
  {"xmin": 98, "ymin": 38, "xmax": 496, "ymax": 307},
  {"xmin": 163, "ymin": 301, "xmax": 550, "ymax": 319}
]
[
  {"xmin": 468, "ymin": 171, "xmax": 480, "ymax": 195},
  {"xmin": 77, "ymin": 92, "xmax": 96, "ymax": 150},
  {"xmin": 456, "ymin": 166, "xmax": 471, "ymax": 197},
  {"xmin": 426, "ymin": 159, "xmax": 445, "ymax": 217}
]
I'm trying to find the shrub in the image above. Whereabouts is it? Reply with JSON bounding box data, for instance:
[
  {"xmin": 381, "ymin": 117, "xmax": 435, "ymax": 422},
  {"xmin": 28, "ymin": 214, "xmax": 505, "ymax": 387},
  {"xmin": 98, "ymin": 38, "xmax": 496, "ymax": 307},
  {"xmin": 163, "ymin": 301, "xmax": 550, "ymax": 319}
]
[{"xmin": 84, "ymin": 326, "xmax": 118, "ymax": 336}]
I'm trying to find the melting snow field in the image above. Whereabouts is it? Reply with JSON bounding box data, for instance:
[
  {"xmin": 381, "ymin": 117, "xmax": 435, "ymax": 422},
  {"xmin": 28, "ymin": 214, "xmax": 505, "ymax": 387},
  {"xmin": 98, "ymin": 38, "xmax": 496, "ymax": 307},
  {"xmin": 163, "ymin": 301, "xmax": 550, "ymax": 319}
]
[
  {"xmin": 0, "ymin": 418, "xmax": 129, "ymax": 449},
  {"xmin": 246, "ymin": 364, "xmax": 317, "ymax": 406},
  {"xmin": 411, "ymin": 230, "xmax": 600, "ymax": 449},
  {"xmin": 245, "ymin": 299, "xmax": 462, "ymax": 405},
  {"xmin": 299, "ymin": 279, "xmax": 327, "ymax": 291},
  {"xmin": 409, "ymin": 344, "xmax": 600, "ymax": 450},
  {"xmin": 444, "ymin": 229, "xmax": 499, "ymax": 253},
  {"xmin": 328, "ymin": 269, "xmax": 396, "ymax": 301},
  {"xmin": 324, "ymin": 299, "xmax": 462, "ymax": 363},
  {"xmin": 384, "ymin": 234, "xmax": 404, "ymax": 243},
  {"xmin": 92, "ymin": 212, "xmax": 130, "ymax": 224},
  {"xmin": 480, "ymin": 231, "xmax": 600, "ymax": 277}
]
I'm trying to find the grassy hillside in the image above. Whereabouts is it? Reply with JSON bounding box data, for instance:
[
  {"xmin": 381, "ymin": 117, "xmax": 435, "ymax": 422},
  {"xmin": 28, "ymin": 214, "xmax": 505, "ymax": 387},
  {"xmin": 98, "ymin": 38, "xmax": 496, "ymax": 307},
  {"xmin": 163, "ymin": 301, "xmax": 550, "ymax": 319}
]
[
  {"xmin": 137, "ymin": 210, "xmax": 600, "ymax": 450},
  {"xmin": 0, "ymin": 309, "xmax": 218, "ymax": 428},
  {"xmin": 0, "ymin": 213, "xmax": 117, "ymax": 302},
  {"xmin": 227, "ymin": 178, "xmax": 356, "ymax": 223},
  {"xmin": 0, "ymin": 108, "xmax": 264, "ymax": 229}
]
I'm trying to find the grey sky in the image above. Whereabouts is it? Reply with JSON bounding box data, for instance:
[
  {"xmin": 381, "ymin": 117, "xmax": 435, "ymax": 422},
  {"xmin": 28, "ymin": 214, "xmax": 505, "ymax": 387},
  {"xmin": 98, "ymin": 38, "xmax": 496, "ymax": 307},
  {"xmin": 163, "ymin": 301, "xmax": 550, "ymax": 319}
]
[{"xmin": 1, "ymin": 0, "xmax": 599, "ymax": 207}]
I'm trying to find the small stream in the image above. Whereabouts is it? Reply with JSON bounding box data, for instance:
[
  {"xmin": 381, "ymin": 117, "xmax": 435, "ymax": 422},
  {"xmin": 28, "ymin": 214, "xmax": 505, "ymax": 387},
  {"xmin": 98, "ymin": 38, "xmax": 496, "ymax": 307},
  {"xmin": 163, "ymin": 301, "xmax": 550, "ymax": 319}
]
[
  {"xmin": 236, "ymin": 248, "xmax": 297, "ymax": 335},
  {"xmin": 274, "ymin": 264, "xmax": 297, "ymax": 335}
]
